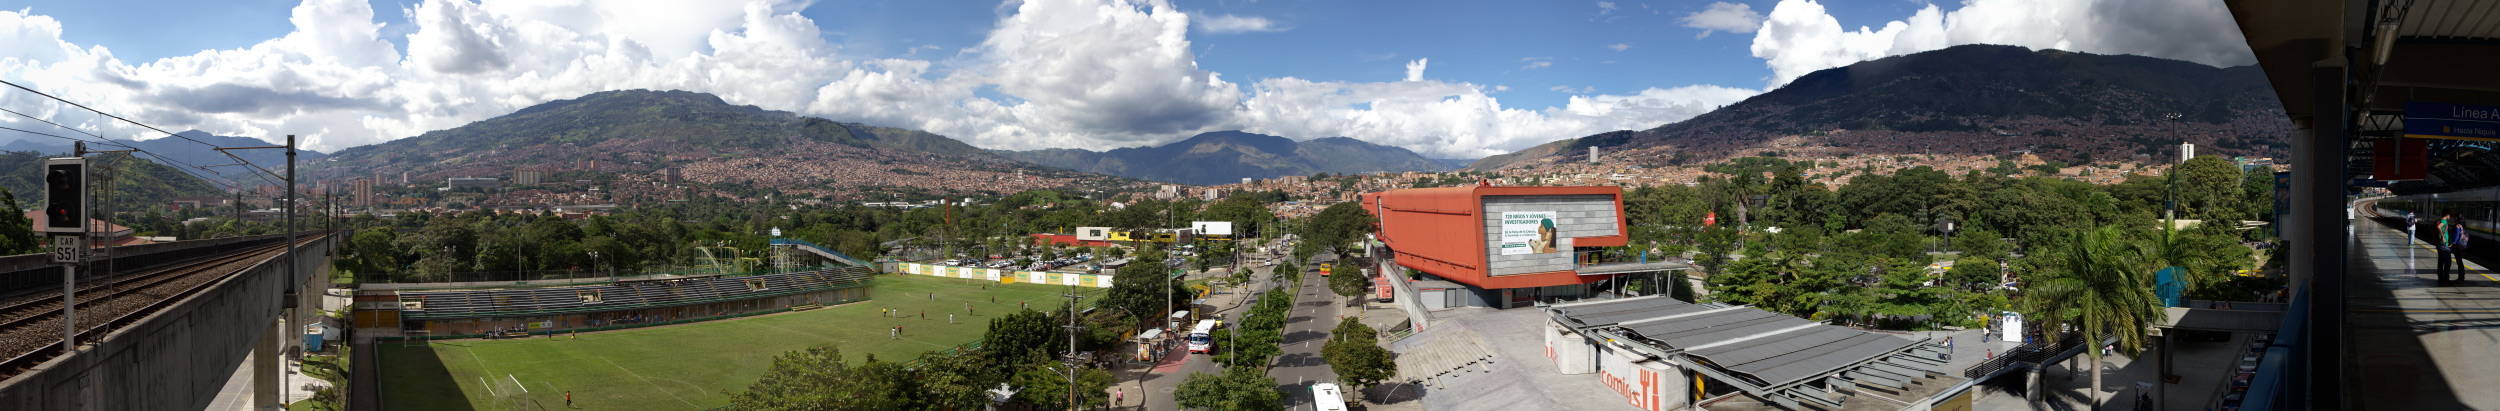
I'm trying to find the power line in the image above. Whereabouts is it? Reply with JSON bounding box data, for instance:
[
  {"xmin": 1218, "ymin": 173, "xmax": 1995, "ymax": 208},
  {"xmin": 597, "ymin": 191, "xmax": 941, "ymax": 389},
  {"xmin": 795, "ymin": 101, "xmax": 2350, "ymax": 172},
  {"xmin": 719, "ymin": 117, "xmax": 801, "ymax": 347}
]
[
  {"xmin": 0, "ymin": 107, "xmax": 134, "ymax": 149},
  {"xmin": 0, "ymin": 82, "xmax": 284, "ymax": 191},
  {"xmin": 0, "ymin": 125, "xmax": 132, "ymax": 149},
  {"xmin": 0, "ymin": 108, "xmax": 248, "ymax": 193},
  {"xmin": 0, "ymin": 79, "xmax": 226, "ymax": 149}
]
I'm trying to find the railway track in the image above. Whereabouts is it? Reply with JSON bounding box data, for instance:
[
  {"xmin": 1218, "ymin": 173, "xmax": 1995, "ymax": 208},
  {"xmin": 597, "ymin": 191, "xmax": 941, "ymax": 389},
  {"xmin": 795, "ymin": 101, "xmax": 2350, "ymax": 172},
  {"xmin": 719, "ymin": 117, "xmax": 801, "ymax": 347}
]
[{"xmin": 0, "ymin": 234, "xmax": 320, "ymax": 379}]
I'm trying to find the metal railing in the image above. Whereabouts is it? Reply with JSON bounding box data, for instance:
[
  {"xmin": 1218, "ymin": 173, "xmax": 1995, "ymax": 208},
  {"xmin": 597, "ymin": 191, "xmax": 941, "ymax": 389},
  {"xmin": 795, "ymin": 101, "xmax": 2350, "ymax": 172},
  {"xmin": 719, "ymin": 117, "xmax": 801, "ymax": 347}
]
[{"xmin": 1960, "ymin": 330, "xmax": 2085, "ymax": 379}]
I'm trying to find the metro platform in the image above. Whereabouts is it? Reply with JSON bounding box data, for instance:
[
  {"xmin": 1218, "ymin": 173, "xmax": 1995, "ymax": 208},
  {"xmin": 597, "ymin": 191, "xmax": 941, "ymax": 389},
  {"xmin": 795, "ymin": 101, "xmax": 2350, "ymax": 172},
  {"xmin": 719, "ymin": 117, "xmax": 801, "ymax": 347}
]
[{"xmin": 2347, "ymin": 215, "xmax": 2500, "ymax": 410}]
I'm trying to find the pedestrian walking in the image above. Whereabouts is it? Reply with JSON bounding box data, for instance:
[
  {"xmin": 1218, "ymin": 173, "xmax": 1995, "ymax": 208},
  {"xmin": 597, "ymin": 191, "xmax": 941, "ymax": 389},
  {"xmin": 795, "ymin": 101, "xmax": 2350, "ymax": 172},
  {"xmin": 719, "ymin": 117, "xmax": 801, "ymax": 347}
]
[
  {"xmin": 565, "ymin": 391, "xmax": 573, "ymax": 408},
  {"xmin": 950, "ymin": 314, "xmax": 955, "ymax": 324},
  {"xmin": 2408, "ymin": 211, "xmax": 2421, "ymax": 241},
  {"xmin": 892, "ymin": 325, "xmax": 900, "ymax": 339},
  {"xmin": 921, "ymin": 310, "xmax": 926, "ymax": 319},
  {"xmin": 1117, "ymin": 388, "xmax": 1125, "ymax": 406}
]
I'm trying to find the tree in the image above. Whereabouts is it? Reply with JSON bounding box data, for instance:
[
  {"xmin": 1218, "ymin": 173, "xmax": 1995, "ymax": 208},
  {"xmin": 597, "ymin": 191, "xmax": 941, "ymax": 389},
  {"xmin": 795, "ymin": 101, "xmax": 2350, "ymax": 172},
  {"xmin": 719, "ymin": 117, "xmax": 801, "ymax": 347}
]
[
  {"xmin": 1175, "ymin": 366, "xmax": 1285, "ymax": 411},
  {"xmin": 982, "ymin": 309, "xmax": 1066, "ymax": 365},
  {"xmin": 1102, "ymin": 248, "xmax": 1189, "ymax": 329},
  {"xmin": 1302, "ymin": 202, "xmax": 1378, "ymax": 261},
  {"xmin": 1329, "ymin": 264, "xmax": 1370, "ymax": 307},
  {"xmin": 2022, "ymin": 226, "xmax": 2165, "ymax": 411},
  {"xmin": 2240, "ymin": 167, "xmax": 2276, "ymax": 221},
  {"xmin": 730, "ymin": 345, "xmax": 922, "ymax": 410},
  {"xmin": 0, "ymin": 188, "xmax": 36, "ymax": 255},
  {"xmin": 2171, "ymin": 155, "xmax": 2246, "ymax": 221},
  {"xmin": 1007, "ymin": 352, "xmax": 1113, "ymax": 411},
  {"xmin": 916, "ymin": 349, "xmax": 1005, "ymax": 410},
  {"xmin": 1323, "ymin": 317, "xmax": 1399, "ymax": 397}
]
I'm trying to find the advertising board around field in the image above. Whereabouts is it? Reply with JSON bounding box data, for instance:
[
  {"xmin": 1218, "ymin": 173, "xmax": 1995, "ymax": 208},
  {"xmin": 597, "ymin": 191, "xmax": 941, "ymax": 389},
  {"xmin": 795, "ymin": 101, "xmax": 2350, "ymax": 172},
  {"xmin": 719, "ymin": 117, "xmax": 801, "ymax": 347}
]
[{"xmin": 1499, "ymin": 211, "xmax": 1561, "ymax": 255}]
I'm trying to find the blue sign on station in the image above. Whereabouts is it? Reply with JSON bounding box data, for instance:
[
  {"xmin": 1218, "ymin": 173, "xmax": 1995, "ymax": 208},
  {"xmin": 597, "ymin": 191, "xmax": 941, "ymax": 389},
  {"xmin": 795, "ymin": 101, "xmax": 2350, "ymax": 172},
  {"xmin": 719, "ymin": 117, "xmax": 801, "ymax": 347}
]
[{"xmin": 2406, "ymin": 101, "xmax": 2500, "ymax": 140}]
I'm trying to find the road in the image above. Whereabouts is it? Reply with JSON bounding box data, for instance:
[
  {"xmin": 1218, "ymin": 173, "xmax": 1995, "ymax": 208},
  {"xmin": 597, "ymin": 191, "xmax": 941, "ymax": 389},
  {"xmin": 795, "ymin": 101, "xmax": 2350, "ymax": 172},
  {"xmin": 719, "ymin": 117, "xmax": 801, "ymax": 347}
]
[
  {"xmin": 1123, "ymin": 244, "xmax": 1292, "ymax": 411},
  {"xmin": 1269, "ymin": 254, "xmax": 1344, "ymax": 411}
]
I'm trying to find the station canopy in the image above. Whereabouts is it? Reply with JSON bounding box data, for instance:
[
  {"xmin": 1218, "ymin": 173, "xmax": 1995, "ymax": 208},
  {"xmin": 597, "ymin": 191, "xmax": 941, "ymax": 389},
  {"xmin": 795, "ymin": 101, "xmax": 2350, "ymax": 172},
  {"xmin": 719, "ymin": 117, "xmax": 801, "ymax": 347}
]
[
  {"xmin": 2227, "ymin": 0, "xmax": 2500, "ymax": 194},
  {"xmin": 1548, "ymin": 296, "xmax": 1952, "ymax": 407}
]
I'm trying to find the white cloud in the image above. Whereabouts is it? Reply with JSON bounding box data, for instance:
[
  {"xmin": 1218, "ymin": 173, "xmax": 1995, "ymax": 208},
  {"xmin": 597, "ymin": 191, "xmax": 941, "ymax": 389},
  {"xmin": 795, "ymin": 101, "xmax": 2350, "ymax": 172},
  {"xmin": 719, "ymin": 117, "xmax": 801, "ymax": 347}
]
[
  {"xmin": 1520, "ymin": 57, "xmax": 1553, "ymax": 70},
  {"xmin": 1238, "ymin": 79, "xmax": 1758, "ymax": 158},
  {"xmin": 1598, "ymin": 2, "xmax": 1619, "ymax": 14},
  {"xmin": 1196, "ymin": 14, "xmax": 1286, "ymax": 34},
  {"xmin": 1748, "ymin": 0, "xmax": 2254, "ymax": 87},
  {"xmin": 1608, "ymin": 43, "xmax": 1631, "ymax": 51},
  {"xmin": 0, "ymin": 0, "xmax": 1766, "ymax": 160},
  {"xmin": 1682, "ymin": 2, "xmax": 1766, "ymax": 39}
]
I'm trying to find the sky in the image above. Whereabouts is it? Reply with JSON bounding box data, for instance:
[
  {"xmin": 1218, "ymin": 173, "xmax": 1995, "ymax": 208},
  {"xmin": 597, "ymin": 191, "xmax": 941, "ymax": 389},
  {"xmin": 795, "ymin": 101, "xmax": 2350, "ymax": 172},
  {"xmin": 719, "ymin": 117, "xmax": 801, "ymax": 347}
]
[{"xmin": 0, "ymin": 0, "xmax": 2255, "ymax": 159}]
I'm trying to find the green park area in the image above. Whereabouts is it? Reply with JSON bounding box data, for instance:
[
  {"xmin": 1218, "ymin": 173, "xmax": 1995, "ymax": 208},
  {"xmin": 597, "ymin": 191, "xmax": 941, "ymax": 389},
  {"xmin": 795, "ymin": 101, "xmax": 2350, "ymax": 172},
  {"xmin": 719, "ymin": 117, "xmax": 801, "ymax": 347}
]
[{"xmin": 375, "ymin": 273, "xmax": 1106, "ymax": 410}]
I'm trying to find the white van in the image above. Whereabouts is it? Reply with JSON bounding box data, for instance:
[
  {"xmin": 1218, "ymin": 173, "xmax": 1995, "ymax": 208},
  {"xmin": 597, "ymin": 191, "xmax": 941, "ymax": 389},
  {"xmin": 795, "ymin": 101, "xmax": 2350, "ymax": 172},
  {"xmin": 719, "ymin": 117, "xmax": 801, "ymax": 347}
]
[{"xmin": 1311, "ymin": 382, "xmax": 1348, "ymax": 411}]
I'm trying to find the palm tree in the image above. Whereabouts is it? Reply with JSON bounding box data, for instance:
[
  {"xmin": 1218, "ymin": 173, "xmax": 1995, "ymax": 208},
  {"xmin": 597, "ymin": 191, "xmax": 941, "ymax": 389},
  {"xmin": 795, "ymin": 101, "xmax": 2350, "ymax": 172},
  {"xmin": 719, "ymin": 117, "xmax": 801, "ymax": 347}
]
[
  {"xmin": 2021, "ymin": 226, "xmax": 2166, "ymax": 410},
  {"xmin": 2145, "ymin": 216, "xmax": 2220, "ymax": 294}
]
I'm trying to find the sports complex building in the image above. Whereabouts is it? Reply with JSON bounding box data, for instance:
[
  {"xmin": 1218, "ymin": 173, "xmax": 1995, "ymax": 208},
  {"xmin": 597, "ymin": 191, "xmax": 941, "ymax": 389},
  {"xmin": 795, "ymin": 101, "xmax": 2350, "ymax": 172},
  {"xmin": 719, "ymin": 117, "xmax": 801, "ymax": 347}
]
[
  {"xmin": 1360, "ymin": 185, "xmax": 1691, "ymax": 309},
  {"xmin": 1362, "ymin": 185, "xmax": 1973, "ymax": 410}
]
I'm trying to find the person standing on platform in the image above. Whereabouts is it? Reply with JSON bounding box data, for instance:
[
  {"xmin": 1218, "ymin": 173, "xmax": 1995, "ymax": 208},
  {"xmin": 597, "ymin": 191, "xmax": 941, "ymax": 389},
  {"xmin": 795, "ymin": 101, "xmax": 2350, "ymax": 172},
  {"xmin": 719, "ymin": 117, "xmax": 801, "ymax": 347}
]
[
  {"xmin": 2440, "ymin": 213, "xmax": 2458, "ymax": 285},
  {"xmin": 2454, "ymin": 214, "xmax": 2472, "ymax": 283}
]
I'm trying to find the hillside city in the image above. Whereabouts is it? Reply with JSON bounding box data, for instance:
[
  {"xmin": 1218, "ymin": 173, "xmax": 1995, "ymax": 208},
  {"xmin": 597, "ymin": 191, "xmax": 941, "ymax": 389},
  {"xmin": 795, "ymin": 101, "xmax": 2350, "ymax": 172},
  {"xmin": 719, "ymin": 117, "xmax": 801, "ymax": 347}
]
[{"xmin": 0, "ymin": 1, "xmax": 2469, "ymax": 411}]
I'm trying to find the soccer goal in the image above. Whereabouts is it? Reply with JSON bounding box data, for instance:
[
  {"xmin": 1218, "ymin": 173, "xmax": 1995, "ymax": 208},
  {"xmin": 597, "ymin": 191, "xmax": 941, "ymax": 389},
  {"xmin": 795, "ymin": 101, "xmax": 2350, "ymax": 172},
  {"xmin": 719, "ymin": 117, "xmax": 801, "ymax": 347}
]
[
  {"xmin": 402, "ymin": 330, "xmax": 431, "ymax": 348},
  {"xmin": 490, "ymin": 374, "xmax": 544, "ymax": 411}
]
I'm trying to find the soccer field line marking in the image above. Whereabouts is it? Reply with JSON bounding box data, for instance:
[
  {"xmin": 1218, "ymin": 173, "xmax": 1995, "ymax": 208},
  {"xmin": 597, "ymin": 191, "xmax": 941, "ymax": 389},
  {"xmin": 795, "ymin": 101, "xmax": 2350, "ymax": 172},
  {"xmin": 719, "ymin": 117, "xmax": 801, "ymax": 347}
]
[
  {"xmin": 600, "ymin": 356, "xmax": 701, "ymax": 409},
  {"xmin": 459, "ymin": 346, "xmax": 499, "ymax": 404}
]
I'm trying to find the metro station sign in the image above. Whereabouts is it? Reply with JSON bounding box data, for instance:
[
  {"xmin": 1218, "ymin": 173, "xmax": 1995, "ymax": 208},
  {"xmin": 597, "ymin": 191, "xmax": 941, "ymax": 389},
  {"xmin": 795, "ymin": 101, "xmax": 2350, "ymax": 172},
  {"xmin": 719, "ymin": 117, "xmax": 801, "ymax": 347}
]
[{"xmin": 2405, "ymin": 101, "xmax": 2500, "ymax": 141}]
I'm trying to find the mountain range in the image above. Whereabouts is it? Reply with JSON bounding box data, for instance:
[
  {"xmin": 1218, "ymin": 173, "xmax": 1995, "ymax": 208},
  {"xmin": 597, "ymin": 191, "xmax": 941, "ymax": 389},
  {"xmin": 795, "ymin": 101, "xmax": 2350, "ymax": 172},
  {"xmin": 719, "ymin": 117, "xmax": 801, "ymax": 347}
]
[
  {"xmin": 302, "ymin": 89, "xmax": 1140, "ymax": 203},
  {"xmin": 998, "ymin": 130, "xmax": 1450, "ymax": 185},
  {"xmin": 1468, "ymin": 44, "xmax": 2292, "ymax": 171}
]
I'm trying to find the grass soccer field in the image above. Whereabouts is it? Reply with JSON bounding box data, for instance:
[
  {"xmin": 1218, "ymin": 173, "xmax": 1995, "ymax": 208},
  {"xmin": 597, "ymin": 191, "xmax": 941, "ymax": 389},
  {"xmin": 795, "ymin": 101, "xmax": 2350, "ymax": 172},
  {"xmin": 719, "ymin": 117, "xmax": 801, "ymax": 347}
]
[{"xmin": 376, "ymin": 273, "xmax": 1107, "ymax": 410}]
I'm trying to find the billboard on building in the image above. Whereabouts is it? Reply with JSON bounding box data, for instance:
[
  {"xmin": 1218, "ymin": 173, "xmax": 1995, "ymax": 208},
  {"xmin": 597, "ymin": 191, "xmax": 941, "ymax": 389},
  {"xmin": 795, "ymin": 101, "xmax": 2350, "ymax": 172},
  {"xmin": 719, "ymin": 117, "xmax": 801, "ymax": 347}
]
[
  {"xmin": 1499, "ymin": 211, "xmax": 1561, "ymax": 255},
  {"xmin": 1077, "ymin": 227, "xmax": 1112, "ymax": 241},
  {"xmin": 1191, "ymin": 221, "xmax": 1234, "ymax": 236}
]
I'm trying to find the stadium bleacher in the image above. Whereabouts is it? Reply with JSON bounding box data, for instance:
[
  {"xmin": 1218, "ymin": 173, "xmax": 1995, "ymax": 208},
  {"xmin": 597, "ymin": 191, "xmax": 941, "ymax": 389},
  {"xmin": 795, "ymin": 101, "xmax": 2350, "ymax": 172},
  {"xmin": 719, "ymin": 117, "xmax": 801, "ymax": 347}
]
[{"xmin": 399, "ymin": 266, "xmax": 875, "ymax": 320}]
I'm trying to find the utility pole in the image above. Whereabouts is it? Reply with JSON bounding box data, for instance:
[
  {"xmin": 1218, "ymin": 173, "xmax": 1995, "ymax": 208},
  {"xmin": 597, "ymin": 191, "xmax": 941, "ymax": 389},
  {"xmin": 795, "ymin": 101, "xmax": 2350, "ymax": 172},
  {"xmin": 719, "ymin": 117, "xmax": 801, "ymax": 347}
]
[{"xmin": 1061, "ymin": 285, "xmax": 1087, "ymax": 409}]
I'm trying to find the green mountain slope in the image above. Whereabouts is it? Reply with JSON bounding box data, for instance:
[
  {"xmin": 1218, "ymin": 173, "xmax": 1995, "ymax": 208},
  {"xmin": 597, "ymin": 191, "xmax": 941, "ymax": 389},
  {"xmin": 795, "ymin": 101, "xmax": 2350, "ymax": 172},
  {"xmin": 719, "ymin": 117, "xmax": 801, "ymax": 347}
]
[
  {"xmin": 1000, "ymin": 130, "xmax": 1449, "ymax": 185},
  {"xmin": 0, "ymin": 151, "xmax": 224, "ymax": 210},
  {"xmin": 1470, "ymin": 45, "xmax": 2291, "ymax": 170},
  {"xmin": 325, "ymin": 89, "xmax": 996, "ymax": 165}
]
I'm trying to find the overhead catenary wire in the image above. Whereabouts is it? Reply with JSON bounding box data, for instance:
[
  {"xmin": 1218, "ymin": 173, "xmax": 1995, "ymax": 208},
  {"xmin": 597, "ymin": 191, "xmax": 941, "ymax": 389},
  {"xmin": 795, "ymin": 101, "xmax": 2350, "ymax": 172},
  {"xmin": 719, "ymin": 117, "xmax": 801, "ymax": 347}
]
[
  {"xmin": 0, "ymin": 80, "xmax": 287, "ymax": 191},
  {"xmin": 0, "ymin": 110, "xmax": 251, "ymax": 193}
]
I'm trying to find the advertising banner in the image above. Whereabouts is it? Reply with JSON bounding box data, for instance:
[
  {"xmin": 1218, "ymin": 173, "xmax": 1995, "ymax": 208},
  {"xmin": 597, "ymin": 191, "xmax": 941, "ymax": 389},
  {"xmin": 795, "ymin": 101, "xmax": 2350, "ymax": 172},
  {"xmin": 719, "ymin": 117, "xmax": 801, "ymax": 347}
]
[{"xmin": 1500, "ymin": 211, "xmax": 1562, "ymax": 255}]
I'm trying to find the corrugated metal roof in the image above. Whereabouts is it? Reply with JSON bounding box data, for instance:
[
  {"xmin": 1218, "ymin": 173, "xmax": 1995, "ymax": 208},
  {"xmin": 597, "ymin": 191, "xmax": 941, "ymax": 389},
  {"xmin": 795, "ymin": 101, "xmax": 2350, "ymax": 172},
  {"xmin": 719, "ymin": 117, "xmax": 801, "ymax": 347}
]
[
  {"xmin": 1555, "ymin": 295, "xmax": 1711, "ymax": 327},
  {"xmin": 1604, "ymin": 305, "xmax": 1919, "ymax": 388}
]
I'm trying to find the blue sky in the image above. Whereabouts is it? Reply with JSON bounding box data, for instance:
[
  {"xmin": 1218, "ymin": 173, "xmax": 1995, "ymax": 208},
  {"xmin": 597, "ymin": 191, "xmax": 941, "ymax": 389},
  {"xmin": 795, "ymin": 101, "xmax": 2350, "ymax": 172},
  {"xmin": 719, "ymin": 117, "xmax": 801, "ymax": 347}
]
[{"xmin": 0, "ymin": 0, "xmax": 2254, "ymax": 158}]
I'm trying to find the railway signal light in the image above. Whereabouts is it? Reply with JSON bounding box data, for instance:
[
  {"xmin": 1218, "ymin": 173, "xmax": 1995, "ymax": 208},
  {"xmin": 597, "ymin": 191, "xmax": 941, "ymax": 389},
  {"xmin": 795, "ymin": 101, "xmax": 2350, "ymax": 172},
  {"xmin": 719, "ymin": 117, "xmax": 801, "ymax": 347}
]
[{"xmin": 43, "ymin": 158, "xmax": 85, "ymax": 233}]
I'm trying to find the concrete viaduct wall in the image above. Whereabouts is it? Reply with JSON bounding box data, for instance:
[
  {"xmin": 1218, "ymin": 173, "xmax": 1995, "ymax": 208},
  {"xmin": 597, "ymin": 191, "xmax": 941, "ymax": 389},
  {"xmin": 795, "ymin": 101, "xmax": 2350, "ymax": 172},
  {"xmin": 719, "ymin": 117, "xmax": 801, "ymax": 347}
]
[{"xmin": 0, "ymin": 233, "xmax": 335, "ymax": 410}]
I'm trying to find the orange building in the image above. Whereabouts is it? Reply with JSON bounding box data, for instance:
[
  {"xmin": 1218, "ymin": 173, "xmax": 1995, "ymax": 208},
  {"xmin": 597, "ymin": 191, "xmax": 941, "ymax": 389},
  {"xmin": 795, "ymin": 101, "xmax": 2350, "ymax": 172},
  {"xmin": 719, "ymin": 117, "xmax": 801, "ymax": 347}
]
[{"xmin": 1363, "ymin": 185, "xmax": 1685, "ymax": 309}]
